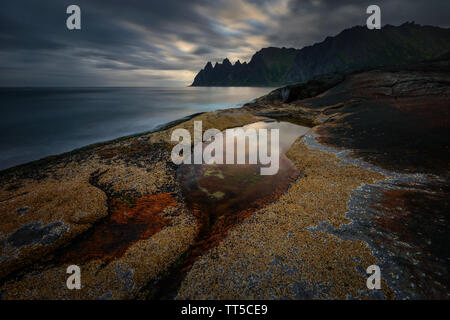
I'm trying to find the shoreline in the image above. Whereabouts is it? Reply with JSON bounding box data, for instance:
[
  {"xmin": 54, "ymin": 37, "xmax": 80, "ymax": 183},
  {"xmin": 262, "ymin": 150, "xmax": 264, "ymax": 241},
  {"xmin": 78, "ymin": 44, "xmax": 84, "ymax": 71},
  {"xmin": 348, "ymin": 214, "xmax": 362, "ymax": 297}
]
[
  {"xmin": 0, "ymin": 111, "xmax": 207, "ymax": 177},
  {"xmin": 1, "ymin": 58, "xmax": 448, "ymax": 299}
]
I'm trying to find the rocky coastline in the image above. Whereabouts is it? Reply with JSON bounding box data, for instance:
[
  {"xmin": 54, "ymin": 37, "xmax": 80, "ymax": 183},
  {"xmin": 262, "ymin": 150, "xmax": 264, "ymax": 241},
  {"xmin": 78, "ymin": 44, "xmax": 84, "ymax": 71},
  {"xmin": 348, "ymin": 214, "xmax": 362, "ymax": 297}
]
[{"xmin": 0, "ymin": 57, "xmax": 448, "ymax": 299}]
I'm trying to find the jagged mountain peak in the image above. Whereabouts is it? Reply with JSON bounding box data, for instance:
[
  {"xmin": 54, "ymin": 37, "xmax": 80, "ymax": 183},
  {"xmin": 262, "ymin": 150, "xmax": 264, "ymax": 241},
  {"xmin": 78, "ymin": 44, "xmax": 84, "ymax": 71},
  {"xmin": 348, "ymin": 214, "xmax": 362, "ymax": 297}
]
[{"xmin": 191, "ymin": 23, "xmax": 450, "ymax": 86}]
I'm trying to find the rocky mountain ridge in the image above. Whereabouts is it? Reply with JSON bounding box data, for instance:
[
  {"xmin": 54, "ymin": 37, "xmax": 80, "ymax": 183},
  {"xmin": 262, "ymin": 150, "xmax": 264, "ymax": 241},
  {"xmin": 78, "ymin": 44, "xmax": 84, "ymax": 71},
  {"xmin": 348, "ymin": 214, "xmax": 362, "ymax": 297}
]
[{"xmin": 192, "ymin": 22, "xmax": 450, "ymax": 86}]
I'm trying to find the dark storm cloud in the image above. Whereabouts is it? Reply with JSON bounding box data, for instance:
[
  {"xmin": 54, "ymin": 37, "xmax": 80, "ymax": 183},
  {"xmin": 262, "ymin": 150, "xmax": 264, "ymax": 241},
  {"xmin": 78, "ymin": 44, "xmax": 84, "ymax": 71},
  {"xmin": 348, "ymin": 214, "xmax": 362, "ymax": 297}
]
[
  {"xmin": 192, "ymin": 47, "xmax": 214, "ymax": 55},
  {"xmin": 0, "ymin": 0, "xmax": 448, "ymax": 86}
]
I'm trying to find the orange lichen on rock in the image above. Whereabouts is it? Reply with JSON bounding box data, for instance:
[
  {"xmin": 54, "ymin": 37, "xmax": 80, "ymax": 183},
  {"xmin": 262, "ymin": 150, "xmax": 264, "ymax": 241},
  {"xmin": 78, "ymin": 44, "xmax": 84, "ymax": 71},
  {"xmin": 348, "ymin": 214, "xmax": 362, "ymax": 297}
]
[
  {"xmin": 59, "ymin": 193, "xmax": 178, "ymax": 265},
  {"xmin": 109, "ymin": 193, "xmax": 177, "ymax": 226}
]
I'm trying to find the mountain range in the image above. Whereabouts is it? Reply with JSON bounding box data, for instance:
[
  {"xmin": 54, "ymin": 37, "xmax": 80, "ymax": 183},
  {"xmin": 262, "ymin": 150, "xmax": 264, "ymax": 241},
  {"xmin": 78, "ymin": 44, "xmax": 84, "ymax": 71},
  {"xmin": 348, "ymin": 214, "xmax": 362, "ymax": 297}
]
[{"xmin": 191, "ymin": 22, "xmax": 450, "ymax": 86}]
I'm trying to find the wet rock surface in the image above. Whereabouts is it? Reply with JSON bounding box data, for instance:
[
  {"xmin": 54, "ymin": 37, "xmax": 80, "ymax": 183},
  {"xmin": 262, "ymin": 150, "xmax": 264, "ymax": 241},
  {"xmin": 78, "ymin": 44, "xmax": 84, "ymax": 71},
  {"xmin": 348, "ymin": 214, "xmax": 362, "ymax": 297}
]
[
  {"xmin": 0, "ymin": 60, "xmax": 449, "ymax": 299},
  {"xmin": 0, "ymin": 109, "xmax": 262, "ymax": 299},
  {"xmin": 220, "ymin": 58, "xmax": 448, "ymax": 299}
]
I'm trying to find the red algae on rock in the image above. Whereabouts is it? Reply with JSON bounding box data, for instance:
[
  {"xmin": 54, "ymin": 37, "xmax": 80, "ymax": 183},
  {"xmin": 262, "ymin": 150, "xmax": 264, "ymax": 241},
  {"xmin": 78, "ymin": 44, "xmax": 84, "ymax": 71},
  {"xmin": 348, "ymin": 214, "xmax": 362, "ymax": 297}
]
[
  {"xmin": 369, "ymin": 182, "xmax": 450, "ymax": 298},
  {"xmin": 59, "ymin": 193, "xmax": 178, "ymax": 265},
  {"xmin": 176, "ymin": 121, "xmax": 308, "ymax": 259}
]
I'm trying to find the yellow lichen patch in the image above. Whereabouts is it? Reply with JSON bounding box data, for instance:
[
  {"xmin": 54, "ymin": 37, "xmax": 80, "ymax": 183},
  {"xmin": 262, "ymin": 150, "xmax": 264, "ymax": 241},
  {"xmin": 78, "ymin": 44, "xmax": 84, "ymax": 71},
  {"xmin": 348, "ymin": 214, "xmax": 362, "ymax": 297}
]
[
  {"xmin": 97, "ymin": 161, "xmax": 175, "ymax": 196},
  {"xmin": 0, "ymin": 204, "xmax": 198, "ymax": 300},
  {"xmin": 0, "ymin": 129, "xmax": 198, "ymax": 299},
  {"xmin": 0, "ymin": 139, "xmax": 179, "ymax": 287},
  {"xmin": 0, "ymin": 172, "xmax": 108, "ymax": 279},
  {"xmin": 148, "ymin": 109, "xmax": 263, "ymax": 145},
  {"xmin": 176, "ymin": 138, "xmax": 394, "ymax": 299},
  {"xmin": 0, "ymin": 176, "xmax": 106, "ymax": 234}
]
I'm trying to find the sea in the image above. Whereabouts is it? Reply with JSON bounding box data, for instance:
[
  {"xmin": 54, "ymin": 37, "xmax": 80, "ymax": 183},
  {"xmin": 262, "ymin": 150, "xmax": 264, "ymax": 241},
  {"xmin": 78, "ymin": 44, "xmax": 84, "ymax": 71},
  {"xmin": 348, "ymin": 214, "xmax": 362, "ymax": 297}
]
[{"xmin": 0, "ymin": 87, "xmax": 274, "ymax": 170}]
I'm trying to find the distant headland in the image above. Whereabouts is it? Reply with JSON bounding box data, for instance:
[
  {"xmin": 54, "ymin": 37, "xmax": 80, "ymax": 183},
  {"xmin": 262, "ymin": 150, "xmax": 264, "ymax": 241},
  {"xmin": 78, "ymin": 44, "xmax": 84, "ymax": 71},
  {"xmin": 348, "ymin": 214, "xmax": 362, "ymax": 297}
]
[{"xmin": 191, "ymin": 22, "xmax": 450, "ymax": 87}]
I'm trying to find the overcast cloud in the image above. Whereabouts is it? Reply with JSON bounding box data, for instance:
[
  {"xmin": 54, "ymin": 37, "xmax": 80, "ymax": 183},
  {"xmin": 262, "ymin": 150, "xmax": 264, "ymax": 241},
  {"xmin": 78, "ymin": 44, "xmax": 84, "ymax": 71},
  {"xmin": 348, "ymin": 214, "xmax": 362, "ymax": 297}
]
[{"xmin": 0, "ymin": 0, "xmax": 448, "ymax": 86}]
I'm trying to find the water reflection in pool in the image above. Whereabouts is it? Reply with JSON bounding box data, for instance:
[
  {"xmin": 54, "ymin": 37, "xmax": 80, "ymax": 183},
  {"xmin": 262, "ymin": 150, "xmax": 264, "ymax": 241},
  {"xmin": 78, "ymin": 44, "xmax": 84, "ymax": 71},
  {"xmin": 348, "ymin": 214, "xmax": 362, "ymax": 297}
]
[{"xmin": 177, "ymin": 120, "xmax": 310, "ymax": 239}]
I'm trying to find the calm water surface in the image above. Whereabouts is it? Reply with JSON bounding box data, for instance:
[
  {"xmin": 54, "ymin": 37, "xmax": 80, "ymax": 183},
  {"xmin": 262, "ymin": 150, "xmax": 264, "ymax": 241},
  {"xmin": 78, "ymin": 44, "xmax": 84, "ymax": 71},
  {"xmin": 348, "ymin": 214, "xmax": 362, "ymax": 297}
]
[
  {"xmin": 177, "ymin": 121, "xmax": 310, "ymax": 232},
  {"xmin": 0, "ymin": 87, "xmax": 274, "ymax": 170}
]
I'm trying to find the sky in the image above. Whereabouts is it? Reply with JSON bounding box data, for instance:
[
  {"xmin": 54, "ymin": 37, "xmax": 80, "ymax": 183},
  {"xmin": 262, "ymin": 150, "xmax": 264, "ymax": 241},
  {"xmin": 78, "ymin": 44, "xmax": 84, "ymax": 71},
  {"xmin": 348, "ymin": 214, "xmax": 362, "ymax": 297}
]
[{"xmin": 0, "ymin": 0, "xmax": 449, "ymax": 87}]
